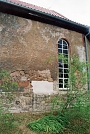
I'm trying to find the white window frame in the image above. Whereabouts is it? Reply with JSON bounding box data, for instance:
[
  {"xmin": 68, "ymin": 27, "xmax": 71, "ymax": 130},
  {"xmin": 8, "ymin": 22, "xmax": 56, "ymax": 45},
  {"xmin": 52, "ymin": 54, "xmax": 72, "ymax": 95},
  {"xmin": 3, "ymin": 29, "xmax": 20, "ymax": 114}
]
[{"xmin": 58, "ymin": 39, "xmax": 69, "ymax": 89}]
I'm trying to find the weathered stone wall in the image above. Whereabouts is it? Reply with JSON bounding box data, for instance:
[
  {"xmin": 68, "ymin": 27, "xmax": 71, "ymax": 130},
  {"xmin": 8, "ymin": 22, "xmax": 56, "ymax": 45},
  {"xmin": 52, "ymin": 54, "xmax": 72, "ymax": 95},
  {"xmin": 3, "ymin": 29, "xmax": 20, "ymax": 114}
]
[
  {"xmin": 1, "ymin": 90, "xmax": 58, "ymax": 113},
  {"xmin": 0, "ymin": 69, "xmax": 58, "ymax": 113},
  {"xmin": 0, "ymin": 12, "xmax": 86, "ymax": 112}
]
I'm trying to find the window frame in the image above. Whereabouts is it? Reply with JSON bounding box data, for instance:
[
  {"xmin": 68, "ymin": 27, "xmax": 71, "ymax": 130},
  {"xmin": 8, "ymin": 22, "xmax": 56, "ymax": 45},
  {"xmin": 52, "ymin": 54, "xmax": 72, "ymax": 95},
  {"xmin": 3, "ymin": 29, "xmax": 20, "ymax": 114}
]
[{"xmin": 58, "ymin": 39, "xmax": 69, "ymax": 89}]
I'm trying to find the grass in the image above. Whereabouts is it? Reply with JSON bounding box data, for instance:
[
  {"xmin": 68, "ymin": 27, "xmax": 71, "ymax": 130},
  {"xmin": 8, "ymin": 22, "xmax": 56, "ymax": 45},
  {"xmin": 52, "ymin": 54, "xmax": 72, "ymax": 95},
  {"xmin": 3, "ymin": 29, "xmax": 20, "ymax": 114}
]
[
  {"xmin": 27, "ymin": 108, "xmax": 90, "ymax": 134},
  {"xmin": 0, "ymin": 112, "xmax": 44, "ymax": 134},
  {"xmin": 0, "ymin": 107, "xmax": 90, "ymax": 134},
  {"xmin": 0, "ymin": 90, "xmax": 90, "ymax": 134},
  {"xmin": 26, "ymin": 91, "xmax": 90, "ymax": 134},
  {"xmin": 63, "ymin": 107, "xmax": 90, "ymax": 134},
  {"xmin": 0, "ymin": 92, "xmax": 90, "ymax": 134}
]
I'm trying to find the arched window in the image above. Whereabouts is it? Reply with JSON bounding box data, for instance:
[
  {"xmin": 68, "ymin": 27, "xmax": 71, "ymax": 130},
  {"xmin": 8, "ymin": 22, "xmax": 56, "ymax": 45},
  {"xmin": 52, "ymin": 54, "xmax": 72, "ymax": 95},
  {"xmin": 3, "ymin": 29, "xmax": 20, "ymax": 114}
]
[{"xmin": 58, "ymin": 39, "xmax": 69, "ymax": 89}]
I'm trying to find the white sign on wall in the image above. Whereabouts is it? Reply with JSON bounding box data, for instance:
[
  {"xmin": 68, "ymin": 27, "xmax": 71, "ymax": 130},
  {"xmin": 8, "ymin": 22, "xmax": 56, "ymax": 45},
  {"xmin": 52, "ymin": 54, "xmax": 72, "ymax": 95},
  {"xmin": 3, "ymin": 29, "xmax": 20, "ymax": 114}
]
[{"xmin": 32, "ymin": 81, "xmax": 53, "ymax": 95}]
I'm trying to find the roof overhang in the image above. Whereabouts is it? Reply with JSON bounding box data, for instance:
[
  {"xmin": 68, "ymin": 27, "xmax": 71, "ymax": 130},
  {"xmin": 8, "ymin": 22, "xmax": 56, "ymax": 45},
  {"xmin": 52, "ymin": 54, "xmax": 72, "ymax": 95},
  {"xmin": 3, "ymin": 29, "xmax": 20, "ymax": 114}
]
[{"xmin": 0, "ymin": 0, "xmax": 89, "ymax": 35}]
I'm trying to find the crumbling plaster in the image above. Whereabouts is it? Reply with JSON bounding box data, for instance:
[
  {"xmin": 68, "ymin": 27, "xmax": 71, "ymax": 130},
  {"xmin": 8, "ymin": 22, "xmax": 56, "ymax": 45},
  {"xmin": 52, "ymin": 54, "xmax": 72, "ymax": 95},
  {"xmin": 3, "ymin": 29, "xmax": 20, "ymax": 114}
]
[
  {"xmin": 0, "ymin": 12, "xmax": 85, "ymax": 83},
  {"xmin": 0, "ymin": 12, "xmax": 87, "ymax": 113}
]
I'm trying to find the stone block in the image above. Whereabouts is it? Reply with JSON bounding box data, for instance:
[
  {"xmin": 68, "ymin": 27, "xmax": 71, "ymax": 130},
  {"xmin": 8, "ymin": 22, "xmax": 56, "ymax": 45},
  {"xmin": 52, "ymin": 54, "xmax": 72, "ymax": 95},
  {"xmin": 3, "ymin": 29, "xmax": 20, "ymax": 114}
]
[
  {"xmin": 20, "ymin": 76, "xmax": 27, "ymax": 81},
  {"xmin": 10, "ymin": 71, "xmax": 20, "ymax": 77}
]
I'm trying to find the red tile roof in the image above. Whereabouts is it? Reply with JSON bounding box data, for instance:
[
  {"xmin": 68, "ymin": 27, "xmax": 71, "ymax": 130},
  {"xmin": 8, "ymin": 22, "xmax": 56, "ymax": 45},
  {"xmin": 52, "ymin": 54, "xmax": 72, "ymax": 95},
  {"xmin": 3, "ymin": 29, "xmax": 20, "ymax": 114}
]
[
  {"xmin": 2, "ymin": 0, "xmax": 89, "ymax": 28},
  {"xmin": 0, "ymin": 0, "xmax": 89, "ymax": 34},
  {"xmin": 6, "ymin": 0, "xmax": 68, "ymax": 19}
]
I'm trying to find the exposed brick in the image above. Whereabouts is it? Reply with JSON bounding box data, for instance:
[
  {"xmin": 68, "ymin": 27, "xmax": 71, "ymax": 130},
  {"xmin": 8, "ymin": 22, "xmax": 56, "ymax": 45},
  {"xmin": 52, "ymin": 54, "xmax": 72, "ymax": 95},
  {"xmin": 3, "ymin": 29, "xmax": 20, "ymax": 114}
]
[{"xmin": 18, "ymin": 81, "xmax": 30, "ymax": 88}]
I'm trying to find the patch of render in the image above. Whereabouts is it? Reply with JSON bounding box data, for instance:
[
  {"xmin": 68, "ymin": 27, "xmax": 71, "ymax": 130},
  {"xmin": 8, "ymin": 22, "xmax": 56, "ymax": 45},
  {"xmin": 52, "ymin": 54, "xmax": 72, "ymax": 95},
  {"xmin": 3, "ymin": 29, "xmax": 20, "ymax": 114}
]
[
  {"xmin": 0, "ymin": 13, "xmax": 32, "ymax": 46},
  {"xmin": 16, "ymin": 19, "xmax": 32, "ymax": 34},
  {"xmin": 18, "ymin": 36, "xmax": 27, "ymax": 46},
  {"xmin": 57, "ymin": 33, "xmax": 66, "ymax": 41},
  {"xmin": 61, "ymin": 28, "xmax": 70, "ymax": 35},
  {"xmin": 39, "ymin": 29, "xmax": 50, "ymax": 43},
  {"xmin": 57, "ymin": 29, "xmax": 70, "ymax": 43},
  {"xmin": 37, "ymin": 22, "xmax": 61, "ymax": 43},
  {"xmin": 17, "ymin": 19, "xmax": 32, "ymax": 46},
  {"xmin": 0, "ymin": 25, "xmax": 4, "ymax": 32},
  {"xmin": 76, "ymin": 46, "xmax": 86, "ymax": 62}
]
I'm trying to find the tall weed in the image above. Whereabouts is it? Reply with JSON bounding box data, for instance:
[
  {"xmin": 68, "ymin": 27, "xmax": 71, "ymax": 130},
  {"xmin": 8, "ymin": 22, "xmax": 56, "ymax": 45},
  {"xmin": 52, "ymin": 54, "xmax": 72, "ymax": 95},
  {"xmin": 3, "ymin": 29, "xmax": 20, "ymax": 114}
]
[{"xmin": 27, "ymin": 55, "xmax": 90, "ymax": 133}]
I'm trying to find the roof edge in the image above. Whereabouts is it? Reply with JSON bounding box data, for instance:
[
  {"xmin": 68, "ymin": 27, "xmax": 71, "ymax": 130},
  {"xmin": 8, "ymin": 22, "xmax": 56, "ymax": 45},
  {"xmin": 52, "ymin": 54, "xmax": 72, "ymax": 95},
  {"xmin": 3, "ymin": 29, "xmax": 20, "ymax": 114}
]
[{"xmin": 0, "ymin": 0, "xmax": 89, "ymax": 35}]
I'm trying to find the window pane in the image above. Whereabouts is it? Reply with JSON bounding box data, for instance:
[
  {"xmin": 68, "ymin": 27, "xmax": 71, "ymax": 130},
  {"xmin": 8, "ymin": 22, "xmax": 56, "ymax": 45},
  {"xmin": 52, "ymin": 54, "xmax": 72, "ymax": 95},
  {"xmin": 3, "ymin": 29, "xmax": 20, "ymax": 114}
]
[
  {"xmin": 59, "ymin": 73, "xmax": 63, "ymax": 77},
  {"xmin": 58, "ymin": 49, "xmax": 62, "ymax": 53},
  {"xmin": 63, "ymin": 45, "xmax": 67, "ymax": 49},
  {"xmin": 63, "ymin": 40, "xmax": 67, "ymax": 45},
  {"xmin": 64, "ymin": 79, "xmax": 68, "ymax": 88},
  {"xmin": 58, "ymin": 59, "xmax": 63, "ymax": 63},
  {"xmin": 59, "ymin": 79, "xmax": 63, "ymax": 88},
  {"xmin": 58, "ymin": 58, "xmax": 64, "ymax": 64},
  {"xmin": 58, "ymin": 40, "xmax": 62, "ymax": 44},
  {"xmin": 58, "ymin": 40, "xmax": 62, "ymax": 48},
  {"xmin": 63, "ymin": 50, "xmax": 68, "ymax": 54},
  {"xmin": 59, "ymin": 63, "xmax": 63, "ymax": 68},
  {"xmin": 59, "ymin": 83, "xmax": 63, "ymax": 88},
  {"xmin": 63, "ymin": 40, "xmax": 68, "ymax": 47},
  {"xmin": 64, "ymin": 64, "xmax": 68, "ymax": 68},
  {"xmin": 58, "ymin": 44, "xmax": 62, "ymax": 49},
  {"xmin": 59, "ymin": 79, "xmax": 63, "ymax": 83},
  {"xmin": 64, "ymin": 73, "xmax": 68, "ymax": 78},
  {"xmin": 64, "ymin": 69, "xmax": 68, "ymax": 73},
  {"xmin": 59, "ymin": 68, "xmax": 63, "ymax": 73}
]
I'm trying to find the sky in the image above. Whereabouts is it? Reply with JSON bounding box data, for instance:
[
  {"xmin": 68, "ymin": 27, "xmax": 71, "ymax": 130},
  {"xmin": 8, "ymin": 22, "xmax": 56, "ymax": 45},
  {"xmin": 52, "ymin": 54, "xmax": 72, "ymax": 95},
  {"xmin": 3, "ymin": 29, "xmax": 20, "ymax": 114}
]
[{"xmin": 21, "ymin": 0, "xmax": 90, "ymax": 26}]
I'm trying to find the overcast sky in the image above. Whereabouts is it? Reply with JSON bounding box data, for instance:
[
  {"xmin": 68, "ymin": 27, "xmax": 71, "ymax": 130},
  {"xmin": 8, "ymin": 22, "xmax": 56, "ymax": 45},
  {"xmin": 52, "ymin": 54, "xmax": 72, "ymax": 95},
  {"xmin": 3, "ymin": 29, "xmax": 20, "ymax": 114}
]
[{"xmin": 21, "ymin": 0, "xmax": 90, "ymax": 26}]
